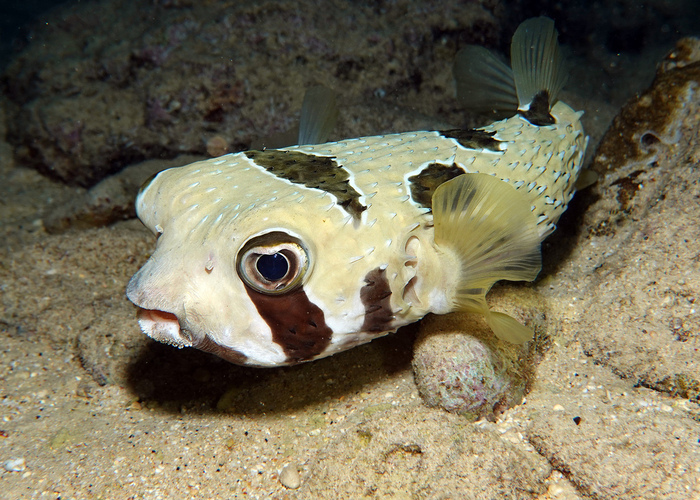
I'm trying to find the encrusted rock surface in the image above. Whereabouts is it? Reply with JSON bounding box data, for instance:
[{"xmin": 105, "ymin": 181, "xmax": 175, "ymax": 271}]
[
  {"xmin": 570, "ymin": 37, "xmax": 700, "ymax": 403},
  {"xmin": 305, "ymin": 409, "xmax": 552, "ymax": 499},
  {"xmin": 412, "ymin": 287, "xmax": 546, "ymax": 420},
  {"xmin": 2, "ymin": 0, "xmax": 502, "ymax": 186}
]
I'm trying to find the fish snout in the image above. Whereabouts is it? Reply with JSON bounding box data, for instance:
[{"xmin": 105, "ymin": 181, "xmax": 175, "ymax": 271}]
[{"xmin": 126, "ymin": 268, "xmax": 193, "ymax": 348}]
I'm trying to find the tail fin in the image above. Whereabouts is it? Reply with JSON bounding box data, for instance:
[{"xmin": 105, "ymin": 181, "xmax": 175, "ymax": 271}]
[
  {"xmin": 432, "ymin": 173, "xmax": 541, "ymax": 343},
  {"xmin": 454, "ymin": 17, "xmax": 566, "ymax": 125},
  {"xmin": 511, "ymin": 16, "xmax": 566, "ymax": 125}
]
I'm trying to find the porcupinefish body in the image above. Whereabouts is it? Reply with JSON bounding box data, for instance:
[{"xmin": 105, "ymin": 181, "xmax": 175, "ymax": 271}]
[{"xmin": 127, "ymin": 18, "xmax": 588, "ymax": 367}]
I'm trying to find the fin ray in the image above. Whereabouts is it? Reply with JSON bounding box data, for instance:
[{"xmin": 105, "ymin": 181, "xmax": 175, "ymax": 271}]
[{"xmin": 433, "ymin": 173, "xmax": 542, "ymax": 289}]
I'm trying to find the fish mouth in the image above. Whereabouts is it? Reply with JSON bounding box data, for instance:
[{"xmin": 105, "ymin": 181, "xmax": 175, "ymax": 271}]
[
  {"xmin": 135, "ymin": 308, "xmax": 194, "ymax": 348},
  {"xmin": 134, "ymin": 307, "xmax": 251, "ymax": 366}
]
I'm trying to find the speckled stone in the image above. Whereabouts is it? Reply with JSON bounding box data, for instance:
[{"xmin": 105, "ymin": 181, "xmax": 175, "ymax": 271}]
[
  {"xmin": 413, "ymin": 329, "xmax": 516, "ymax": 419},
  {"xmin": 411, "ymin": 289, "xmax": 544, "ymax": 420},
  {"xmin": 278, "ymin": 463, "xmax": 302, "ymax": 489}
]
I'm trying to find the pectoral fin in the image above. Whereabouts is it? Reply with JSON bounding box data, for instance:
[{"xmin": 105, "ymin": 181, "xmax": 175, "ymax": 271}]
[{"xmin": 432, "ymin": 173, "xmax": 541, "ymax": 343}]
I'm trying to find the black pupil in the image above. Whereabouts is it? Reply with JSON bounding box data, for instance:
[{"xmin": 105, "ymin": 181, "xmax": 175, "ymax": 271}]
[{"xmin": 256, "ymin": 253, "xmax": 289, "ymax": 281}]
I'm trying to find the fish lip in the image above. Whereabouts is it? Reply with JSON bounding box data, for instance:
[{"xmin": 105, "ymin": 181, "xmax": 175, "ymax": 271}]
[
  {"xmin": 136, "ymin": 307, "xmax": 178, "ymax": 324},
  {"xmin": 135, "ymin": 307, "xmax": 194, "ymax": 348}
]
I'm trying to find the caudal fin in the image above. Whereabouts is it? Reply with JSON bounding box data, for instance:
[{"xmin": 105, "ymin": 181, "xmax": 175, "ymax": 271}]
[
  {"xmin": 511, "ymin": 16, "xmax": 566, "ymax": 125},
  {"xmin": 432, "ymin": 173, "xmax": 541, "ymax": 343}
]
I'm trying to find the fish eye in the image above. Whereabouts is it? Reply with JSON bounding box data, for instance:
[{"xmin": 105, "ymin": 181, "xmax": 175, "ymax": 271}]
[
  {"xmin": 256, "ymin": 253, "xmax": 289, "ymax": 281},
  {"xmin": 237, "ymin": 232, "xmax": 310, "ymax": 295}
]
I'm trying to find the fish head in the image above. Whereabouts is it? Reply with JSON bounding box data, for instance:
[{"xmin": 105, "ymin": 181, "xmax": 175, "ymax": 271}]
[{"xmin": 126, "ymin": 153, "xmax": 409, "ymax": 367}]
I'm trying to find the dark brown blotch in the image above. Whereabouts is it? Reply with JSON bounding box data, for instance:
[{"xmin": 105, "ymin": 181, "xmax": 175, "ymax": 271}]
[
  {"xmin": 519, "ymin": 90, "xmax": 555, "ymax": 126},
  {"xmin": 361, "ymin": 267, "xmax": 394, "ymax": 333},
  {"xmin": 245, "ymin": 149, "xmax": 366, "ymax": 220},
  {"xmin": 439, "ymin": 129, "xmax": 501, "ymax": 152},
  {"xmin": 611, "ymin": 169, "xmax": 644, "ymax": 211},
  {"xmin": 244, "ymin": 286, "xmax": 332, "ymax": 364},
  {"xmin": 408, "ymin": 162, "xmax": 465, "ymax": 211}
]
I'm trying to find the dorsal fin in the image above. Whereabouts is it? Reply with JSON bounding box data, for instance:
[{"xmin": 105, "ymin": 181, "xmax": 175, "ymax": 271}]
[
  {"xmin": 453, "ymin": 45, "xmax": 518, "ymax": 117},
  {"xmin": 297, "ymin": 85, "xmax": 339, "ymax": 145},
  {"xmin": 251, "ymin": 85, "xmax": 339, "ymax": 149}
]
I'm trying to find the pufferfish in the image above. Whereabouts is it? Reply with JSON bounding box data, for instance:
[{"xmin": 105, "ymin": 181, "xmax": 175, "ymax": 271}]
[{"xmin": 127, "ymin": 17, "xmax": 588, "ymax": 367}]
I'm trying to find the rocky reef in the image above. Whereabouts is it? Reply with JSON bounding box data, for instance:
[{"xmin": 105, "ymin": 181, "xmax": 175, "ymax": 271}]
[
  {"xmin": 2, "ymin": 0, "xmax": 502, "ymax": 186},
  {"xmin": 578, "ymin": 37, "xmax": 700, "ymax": 402}
]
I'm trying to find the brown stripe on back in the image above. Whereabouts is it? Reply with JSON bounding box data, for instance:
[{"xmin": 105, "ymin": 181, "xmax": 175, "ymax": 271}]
[
  {"xmin": 361, "ymin": 267, "xmax": 394, "ymax": 332},
  {"xmin": 438, "ymin": 129, "xmax": 501, "ymax": 151},
  {"xmin": 244, "ymin": 286, "xmax": 332, "ymax": 364},
  {"xmin": 408, "ymin": 163, "xmax": 465, "ymax": 211},
  {"xmin": 245, "ymin": 149, "xmax": 366, "ymax": 220}
]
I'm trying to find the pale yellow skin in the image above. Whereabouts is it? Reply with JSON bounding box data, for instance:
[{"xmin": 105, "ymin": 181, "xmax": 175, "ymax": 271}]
[{"xmin": 127, "ymin": 101, "xmax": 586, "ymax": 366}]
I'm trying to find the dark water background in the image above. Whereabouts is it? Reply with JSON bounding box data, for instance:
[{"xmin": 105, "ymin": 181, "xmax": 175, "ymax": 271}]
[{"xmin": 3, "ymin": 0, "xmax": 700, "ymax": 71}]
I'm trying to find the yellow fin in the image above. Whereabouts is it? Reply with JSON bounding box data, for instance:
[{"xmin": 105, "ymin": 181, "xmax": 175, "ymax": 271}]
[
  {"xmin": 575, "ymin": 168, "xmax": 598, "ymax": 190},
  {"xmin": 432, "ymin": 173, "xmax": 541, "ymax": 342},
  {"xmin": 433, "ymin": 173, "xmax": 542, "ymax": 290},
  {"xmin": 486, "ymin": 311, "xmax": 534, "ymax": 344}
]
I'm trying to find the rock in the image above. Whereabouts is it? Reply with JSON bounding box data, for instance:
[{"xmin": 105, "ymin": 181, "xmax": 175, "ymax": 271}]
[
  {"xmin": 412, "ymin": 288, "xmax": 547, "ymax": 420},
  {"xmin": 3, "ymin": 0, "xmax": 502, "ymax": 187},
  {"xmin": 3, "ymin": 457, "xmax": 26, "ymax": 472},
  {"xmin": 571, "ymin": 38, "xmax": 700, "ymax": 402},
  {"xmin": 589, "ymin": 37, "xmax": 700, "ymax": 230},
  {"xmin": 42, "ymin": 155, "xmax": 202, "ymax": 233},
  {"xmin": 279, "ymin": 463, "xmax": 302, "ymax": 489},
  {"xmin": 305, "ymin": 409, "xmax": 551, "ymax": 499},
  {"xmin": 526, "ymin": 352, "xmax": 700, "ymax": 500}
]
